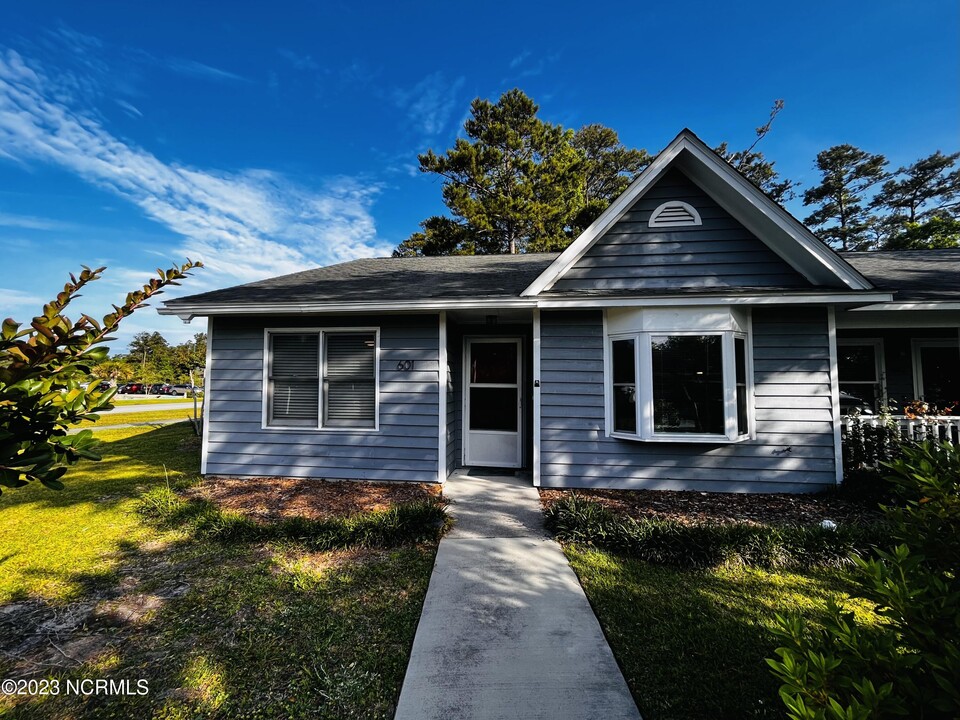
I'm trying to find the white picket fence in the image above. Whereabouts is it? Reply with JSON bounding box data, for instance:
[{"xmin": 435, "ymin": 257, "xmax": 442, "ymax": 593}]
[{"xmin": 842, "ymin": 415, "xmax": 960, "ymax": 445}]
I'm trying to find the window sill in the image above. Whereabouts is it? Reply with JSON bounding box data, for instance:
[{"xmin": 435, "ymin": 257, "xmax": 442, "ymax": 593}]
[
  {"xmin": 609, "ymin": 431, "xmax": 751, "ymax": 444},
  {"xmin": 262, "ymin": 424, "xmax": 380, "ymax": 433}
]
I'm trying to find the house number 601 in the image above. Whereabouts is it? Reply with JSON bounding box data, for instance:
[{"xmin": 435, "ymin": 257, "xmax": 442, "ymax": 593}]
[{"xmin": 396, "ymin": 360, "xmax": 414, "ymax": 372}]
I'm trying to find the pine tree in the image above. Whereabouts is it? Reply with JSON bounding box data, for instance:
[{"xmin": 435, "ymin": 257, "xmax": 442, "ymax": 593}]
[{"xmin": 803, "ymin": 145, "xmax": 888, "ymax": 250}]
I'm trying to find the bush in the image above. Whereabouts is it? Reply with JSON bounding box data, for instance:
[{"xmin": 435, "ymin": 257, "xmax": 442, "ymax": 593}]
[
  {"xmin": 139, "ymin": 486, "xmax": 449, "ymax": 549},
  {"xmin": 767, "ymin": 441, "xmax": 960, "ymax": 719},
  {"xmin": 837, "ymin": 468, "xmax": 895, "ymax": 507},
  {"xmin": 543, "ymin": 493, "xmax": 885, "ymax": 570}
]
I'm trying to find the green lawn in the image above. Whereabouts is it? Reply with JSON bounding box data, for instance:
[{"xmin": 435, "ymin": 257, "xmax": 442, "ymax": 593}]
[
  {"xmin": 82, "ymin": 408, "xmax": 198, "ymax": 427},
  {"xmin": 566, "ymin": 545, "xmax": 881, "ymax": 720},
  {"xmin": 0, "ymin": 425, "xmax": 437, "ymax": 719}
]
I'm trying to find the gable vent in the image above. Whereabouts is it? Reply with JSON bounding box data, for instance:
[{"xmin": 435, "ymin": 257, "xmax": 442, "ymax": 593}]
[{"xmin": 648, "ymin": 201, "xmax": 702, "ymax": 228}]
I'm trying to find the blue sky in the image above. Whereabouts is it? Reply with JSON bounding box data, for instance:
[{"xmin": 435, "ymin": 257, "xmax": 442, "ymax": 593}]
[{"xmin": 1, "ymin": 0, "xmax": 957, "ymax": 350}]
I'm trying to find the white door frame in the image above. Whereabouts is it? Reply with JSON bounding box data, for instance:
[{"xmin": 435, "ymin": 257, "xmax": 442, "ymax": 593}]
[{"xmin": 463, "ymin": 337, "xmax": 523, "ymax": 468}]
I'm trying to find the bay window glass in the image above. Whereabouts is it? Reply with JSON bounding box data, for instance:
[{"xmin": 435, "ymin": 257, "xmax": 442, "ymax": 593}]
[
  {"xmin": 612, "ymin": 338, "xmax": 637, "ymax": 433},
  {"xmin": 651, "ymin": 335, "xmax": 724, "ymax": 434}
]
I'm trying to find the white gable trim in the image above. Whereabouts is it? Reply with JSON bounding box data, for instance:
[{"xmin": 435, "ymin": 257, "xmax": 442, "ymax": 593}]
[{"xmin": 521, "ymin": 130, "xmax": 874, "ymax": 296}]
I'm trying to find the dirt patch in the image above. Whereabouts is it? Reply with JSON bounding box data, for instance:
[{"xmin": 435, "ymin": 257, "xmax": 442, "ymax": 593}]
[
  {"xmin": 539, "ymin": 488, "xmax": 880, "ymax": 526},
  {"xmin": 186, "ymin": 477, "xmax": 441, "ymax": 522}
]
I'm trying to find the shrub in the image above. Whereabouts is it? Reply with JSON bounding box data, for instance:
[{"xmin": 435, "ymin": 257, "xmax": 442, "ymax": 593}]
[
  {"xmin": 767, "ymin": 441, "xmax": 960, "ymax": 719},
  {"xmin": 0, "ymin": 262, "xmax": 201, "ymax": 493},
  {"xmin": 139, "ymin": 487, "xmax": 449, "ymax": 550},
  {"xmin": 543, "ymin": 494, "xmax": 885, "ymax": 570}
]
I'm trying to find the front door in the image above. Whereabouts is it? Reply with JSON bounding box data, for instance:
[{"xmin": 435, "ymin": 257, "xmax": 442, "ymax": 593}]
[{"xmin": 464, "ymin": 338, "xmax": 522, "ymax": 468}]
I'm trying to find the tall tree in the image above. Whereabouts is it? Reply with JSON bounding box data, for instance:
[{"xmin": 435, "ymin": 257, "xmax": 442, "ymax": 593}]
[
  {"xmin": 803, "ymin": 145, "xmax": 888, "ymax": 250},
  {"xmin": 394, "ymin": 89, "xmax": 650, "ymax": 257},
  {"xmin": 570, "ymin": 124, "xmax": 651, "ymax": 230},
  {"xmin": 715, "ymin": 100, "xmax": 797, "ymax": 204},
  {"xmin": 415, "ymin": 89, "xmax": 583, "ymax": 255},
  {"xmin": 128, "ymin": 331, "xmax": 170, "ymax": 379},
  {"xmin": 871, "ymin": 150, "xmax": 960, "ymax": 249}
]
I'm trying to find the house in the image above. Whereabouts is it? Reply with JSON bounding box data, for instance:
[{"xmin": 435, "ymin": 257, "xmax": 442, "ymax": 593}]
[{"xmin": 159, "ymin": 130, "xmax": 960, "ymax": 493}]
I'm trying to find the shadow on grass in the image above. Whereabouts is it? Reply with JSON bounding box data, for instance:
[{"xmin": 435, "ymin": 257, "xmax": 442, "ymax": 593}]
[
  {"xmin": 1, "ymin": 422, "xmax": 440, "ymax": 719},
  {"xmin": 0, "ymin": 424, "xmax": 200, "ymax": 513},
  {"xmin": 565, "ymin": 545, "xmax": 878, "ymax": 720},
  {"xmin": 2, "ymin": 523, "xmax": 437, "ymax": 720}
]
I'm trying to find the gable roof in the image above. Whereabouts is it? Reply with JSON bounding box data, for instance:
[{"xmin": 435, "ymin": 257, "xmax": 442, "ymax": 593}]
[{"xmin": 521, "ymin": 129, "xmax": 874, "ymax": 296}]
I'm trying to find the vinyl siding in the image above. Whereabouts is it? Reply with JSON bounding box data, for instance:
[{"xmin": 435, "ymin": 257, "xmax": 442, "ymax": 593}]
[
  {"xmin": 205, "ymin": 315, "xmax": 440, "ymax": 482},
  {"xmin": 538, "ymin": 309, "xmax": 837, "ymax": 492},
  {"xmin": 551, "ymin": 168, "xmax": 810, "ymax": 292}
]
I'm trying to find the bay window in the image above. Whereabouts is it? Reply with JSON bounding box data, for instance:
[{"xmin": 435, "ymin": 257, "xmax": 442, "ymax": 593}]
[{"xmin": 605, "ymin": 307, "xmax": 753, "ymax": 442}]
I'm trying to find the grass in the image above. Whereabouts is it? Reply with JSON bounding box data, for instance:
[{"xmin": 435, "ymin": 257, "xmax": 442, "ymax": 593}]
[
  {"xmin": 82, "ymin": 408, "xmax": 198, "ymax": 426},
  {"xmin": 0, "ymin": 425, "xmax": 199, "ymax": 603},
  {"xmin": 0, "ymin": 424, "xmax": 439, "ymax": 719},
  {"xmin": 566, "ymin": 545, "xmax": 882, "ymax": 720}
]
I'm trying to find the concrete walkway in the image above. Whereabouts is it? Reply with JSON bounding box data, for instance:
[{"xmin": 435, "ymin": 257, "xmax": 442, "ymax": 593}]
[{"xmin": 395, "ymin": 471, "xmax": 641, "ymax": 720}]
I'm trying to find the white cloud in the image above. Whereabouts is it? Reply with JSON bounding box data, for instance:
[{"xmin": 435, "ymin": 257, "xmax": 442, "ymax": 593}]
[
  {"xmin": 0, "ymin": 48, "xmax": 394, "ymax": 295},
  {"xmin": 114, "ymin": 98, "xmax": 142, "ymax": 118},
  {"xmin": 509, "ymin": 50, "xmax": 531, "ymax": 69},
  {"xmin": 0, "ymin": 211, "xmax": 75, "ymax": 230},
  {"xmin": 393, "ymin": 72, "xmax": 466, "ymax": 136},
  {"xmin": 0, "ymin": 287, "xmax": 44, "ymax": 308},
  {"xmin": 278, "ymin": 49, "xmax": 320, "ymax": 72}
]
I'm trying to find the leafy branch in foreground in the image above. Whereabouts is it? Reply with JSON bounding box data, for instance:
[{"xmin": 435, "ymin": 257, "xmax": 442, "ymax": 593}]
[
  {"xmin": 0, "ymin": 260, "xmax": 202, "ymax": 492},
  {"xmin": 767, "ymin": 441, "xmax": 960, "ymax": 719}
]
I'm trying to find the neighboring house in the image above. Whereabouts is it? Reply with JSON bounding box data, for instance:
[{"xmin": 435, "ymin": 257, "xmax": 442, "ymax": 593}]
[{"xmin": 159, "ymin": 130, "xmax": 960, "ymax": 493}]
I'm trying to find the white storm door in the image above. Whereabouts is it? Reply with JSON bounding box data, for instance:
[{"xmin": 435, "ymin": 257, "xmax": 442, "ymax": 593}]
[{"xmin": 464, "ymin": 338, "xmax": 522, "ymax": 468}]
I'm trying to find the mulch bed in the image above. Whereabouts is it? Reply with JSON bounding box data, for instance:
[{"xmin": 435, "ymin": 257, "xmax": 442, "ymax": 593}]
[
  {"xmin": 538, "ymin": 488, "xmax": 881, "ymax": 526},
  {"xmin": 186, "ymin": 477, "xmax": 441, "ymax": 522}
]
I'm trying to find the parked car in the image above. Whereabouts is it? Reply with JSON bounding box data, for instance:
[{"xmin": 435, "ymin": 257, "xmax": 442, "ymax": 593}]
[
  {"xmin": 171, "ymin": 384, "xmax": 200, "ymax": 396},
  {"xmin": 117, "ymin": 382, "xmax": 147, "ymax": 394},
  {"xmin": 149, "ymin": 383, "xmax": 175, "ymax": 395},
  {"xmin": 839, "ymin": 391, "xmax": 874, "ymax": 415}
]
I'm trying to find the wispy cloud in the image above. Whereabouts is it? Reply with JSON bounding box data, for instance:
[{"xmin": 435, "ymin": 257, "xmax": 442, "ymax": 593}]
[
  {"xmin": 0, "ymin": 287, "xmax": 44, "ymax": 308},
  {"xmin": 509, "ymin": 50, "xmax": 531, "ymax": 69},
  {"xmin": 504, "ymin": 51, "xmax": 562, "ymax": 80},
  {"xmin": 0, "ymin": 211, "xmax": 76, "ymax": 231},
  {"xmin": 392, "ymin": 72, "xmax": 465, "ymax": 136},
  {"xmin": 114, "ymin": 98, "xmax": 142, "ymax": 118},
  {"xmin": 160, "ymin": 57, "xmax": 249, "ymax": 84},
  {"xmin": 0, "ymin": 48, "xmax": 393, "ymax": 291},
  {"xmin": 278, "ymin": 48, "xmax": 320, "ymax": 72}
]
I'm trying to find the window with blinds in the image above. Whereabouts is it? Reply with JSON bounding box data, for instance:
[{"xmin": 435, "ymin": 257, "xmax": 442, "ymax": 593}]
[
  {"xmin": 267, "ymin": 330, "xmax": 378, "ymax": 429},
  {"xmin": 323, "ymin": 333, "xmax": 376, "ymax": 428},
  {"xmin": 269, "ymin": 334, "xmax": 320, "ymax": 426}
]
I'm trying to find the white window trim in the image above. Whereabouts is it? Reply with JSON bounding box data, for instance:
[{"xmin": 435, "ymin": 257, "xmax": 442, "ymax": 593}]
[
  {"xmin": 606, "ymin": 329, "xmax": 753, "ymax": 443},
  {"xmin": 911, "ymin": 338, "xmax": 960, "ymax": 402},
  {"xmin": 836, "ymin": 338, "xmax": 887, "ymax": 406},
  {"xmin": 261, "ymin": 327, "xmax": 380, "ymax": 432},
  {"xmin": 648, "ymin": 201, "xmax": 702, "ymax": 228}
]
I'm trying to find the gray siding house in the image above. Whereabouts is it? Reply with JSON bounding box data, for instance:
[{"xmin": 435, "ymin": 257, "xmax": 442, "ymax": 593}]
[{"xmin": 160, "ymin": 130, "xmax": 960, "ymax": 493}]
